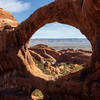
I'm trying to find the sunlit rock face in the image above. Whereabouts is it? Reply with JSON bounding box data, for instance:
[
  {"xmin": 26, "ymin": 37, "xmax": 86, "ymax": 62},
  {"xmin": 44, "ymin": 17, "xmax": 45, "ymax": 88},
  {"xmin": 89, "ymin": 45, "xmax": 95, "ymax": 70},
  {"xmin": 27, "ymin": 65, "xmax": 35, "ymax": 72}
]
[
  {"xmin": 0, "ymin": 8, "xmax": 19, "ymax": 31},
  {"xmin": 0, "ymin": 0, "xmax": 100, "ymax": 99}
]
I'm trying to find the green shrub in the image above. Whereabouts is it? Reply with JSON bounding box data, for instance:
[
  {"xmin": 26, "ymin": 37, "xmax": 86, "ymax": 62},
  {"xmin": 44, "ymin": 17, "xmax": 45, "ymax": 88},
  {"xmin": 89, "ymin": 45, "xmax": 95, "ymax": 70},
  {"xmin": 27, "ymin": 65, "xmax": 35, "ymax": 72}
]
[
  {"xmin": 32, "ymin": 89, "xmax": 43, "ymax": 99},
  {"xmin": 35, "ymin": 60, "xmax": 83, "ymax": 76}
]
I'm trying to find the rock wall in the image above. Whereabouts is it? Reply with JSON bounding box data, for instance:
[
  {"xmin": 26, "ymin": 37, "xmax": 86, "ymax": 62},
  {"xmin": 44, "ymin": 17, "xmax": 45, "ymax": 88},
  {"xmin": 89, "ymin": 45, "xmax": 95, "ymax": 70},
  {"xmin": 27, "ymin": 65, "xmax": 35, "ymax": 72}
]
[{"xmin": 0, "ymin": 0, "xmax": 100, "ymax": 99}]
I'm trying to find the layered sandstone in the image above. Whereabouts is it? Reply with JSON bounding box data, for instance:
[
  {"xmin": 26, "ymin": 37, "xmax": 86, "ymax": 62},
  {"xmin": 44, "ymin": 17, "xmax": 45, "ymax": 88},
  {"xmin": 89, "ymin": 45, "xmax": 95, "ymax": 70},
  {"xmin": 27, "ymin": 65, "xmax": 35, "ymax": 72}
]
[
  {"xmin": 30, "ymin": 44, "xmax": 91, "ymax": 65},
  {"xmin": 0, "ymin": 0, "xmax": 100, "ymax": 99},
  {"xmin": 29, "ymin": 44, "xmax": 61, "ymax": 62},
  {"xmin": 30, "ymin": 44, "xmax": 91, "ymax": 78},
  {"xmin": 0, "ymin": 8, "xmax": 19, "ymax": 31}
]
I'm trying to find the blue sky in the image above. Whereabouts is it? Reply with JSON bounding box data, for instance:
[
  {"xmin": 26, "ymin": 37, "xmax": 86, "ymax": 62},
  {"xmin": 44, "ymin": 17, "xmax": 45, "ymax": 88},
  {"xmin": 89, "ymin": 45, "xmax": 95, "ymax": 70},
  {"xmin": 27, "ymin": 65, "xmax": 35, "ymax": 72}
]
[{"xmin": 0, "ymin": 0, "xmax": 86, "ymax": 39}]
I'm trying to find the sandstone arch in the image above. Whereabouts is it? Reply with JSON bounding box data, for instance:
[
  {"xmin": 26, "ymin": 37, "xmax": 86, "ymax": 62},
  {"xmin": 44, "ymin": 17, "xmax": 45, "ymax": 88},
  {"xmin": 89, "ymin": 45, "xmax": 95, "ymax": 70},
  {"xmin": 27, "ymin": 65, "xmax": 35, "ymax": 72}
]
[
  {"xmin": 0, "ymin": 0, "xmax": 100, "ymax": 99},
  {"xmin": 14, "ymin": 0, "xmax": 99, "ymax": 69}
]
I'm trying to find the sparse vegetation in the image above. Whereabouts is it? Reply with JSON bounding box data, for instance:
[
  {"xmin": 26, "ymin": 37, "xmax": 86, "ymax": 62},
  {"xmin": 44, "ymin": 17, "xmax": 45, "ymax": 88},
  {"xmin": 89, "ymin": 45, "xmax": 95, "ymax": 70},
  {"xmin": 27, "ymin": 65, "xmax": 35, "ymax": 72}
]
[
  {"xmin": 70, "ymin": 64, "xmax": 83, "ymax": 72},
  {"xmin": 59, "ymin": 63, "xmax": 83, "ymax": 75},
  {"xmin": 35, "ymin": 60, "xmax": 52, "ymax": 75},
  {"xmin": 35, "ymin": 60, "xmax": 83, "ymax": 76},
  {"xmin": 32, "ymin": 89, "xmax": 43, "ymax": 99}
]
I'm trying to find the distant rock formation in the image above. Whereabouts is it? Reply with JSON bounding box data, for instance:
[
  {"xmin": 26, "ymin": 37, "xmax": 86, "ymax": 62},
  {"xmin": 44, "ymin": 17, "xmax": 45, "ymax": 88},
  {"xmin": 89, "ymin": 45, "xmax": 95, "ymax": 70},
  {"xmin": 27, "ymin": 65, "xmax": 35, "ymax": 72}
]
[
  {"xmin": 29, "ymin": 44, "xmax": 91, "ymax": 65},
  {"xmin": 57, "ymin": 49, "xmax": 92, "ymax": 64},
  {"xmin": 29, "ymin": 44, "xmax": 61, "ymax": 62},
  {"xmin": 0, "ymin": 0, "xmax": 100, "ymax": 99}
]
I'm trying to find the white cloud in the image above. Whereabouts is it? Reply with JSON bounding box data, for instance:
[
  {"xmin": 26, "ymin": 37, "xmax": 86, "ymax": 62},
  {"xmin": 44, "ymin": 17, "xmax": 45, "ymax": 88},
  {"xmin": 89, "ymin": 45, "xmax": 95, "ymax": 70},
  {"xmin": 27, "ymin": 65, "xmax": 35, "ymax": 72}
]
[
  {"xmin": 0, "ymin": 0, "xmax": 30, "ymax": 13},
  {"xmin": 32, "ymin": 22, "xmax": 86, "ymax": 39}
]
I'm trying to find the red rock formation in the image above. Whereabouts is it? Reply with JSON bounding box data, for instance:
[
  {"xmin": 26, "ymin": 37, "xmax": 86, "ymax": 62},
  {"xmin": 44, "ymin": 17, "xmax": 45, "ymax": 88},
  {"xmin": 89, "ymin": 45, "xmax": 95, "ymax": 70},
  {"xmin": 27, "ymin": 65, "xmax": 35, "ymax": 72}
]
[
  {"xmin": 0, "ymin": 0, "xmax": 100, "ymax": 99},
  {"xmin": 0, "ymin": 8, "xmax": 19, "ymax": 30},
  {"xmin": 29, "ymin": 44, "xmax": 91, "ymax": 65},
  {"xmin": 29, "ymin": 44, "xmax": 60, "ymax": 61},
  {"xmin": 57, "ymin": 49, "xmax": 92, "ymax": 64}
]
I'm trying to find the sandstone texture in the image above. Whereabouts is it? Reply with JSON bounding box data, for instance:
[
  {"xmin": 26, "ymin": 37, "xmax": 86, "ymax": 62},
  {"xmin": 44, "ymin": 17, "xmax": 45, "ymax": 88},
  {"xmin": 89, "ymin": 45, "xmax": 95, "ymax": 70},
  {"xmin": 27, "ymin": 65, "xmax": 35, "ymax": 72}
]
[
  {"xmin": 29, "ymin": 44, "xmax": 60, "ymax": 62},
  {"xmin": 58, "ymin": 49, "xmax": 92, "ymax": 64},
  {"xmin": 0, "ymin": 0, "xmax": 100, "ymax": 99},
  {"xmin": 30, "ymin": 44, "xmax": 90, "ymax": 78},
  {"xmin": 30, "ymin": 44, "xmax": 91, "ymax": 65},
  {"xmin": 0, "ymin": 8, "xmax": 19, "ymax": 31}
]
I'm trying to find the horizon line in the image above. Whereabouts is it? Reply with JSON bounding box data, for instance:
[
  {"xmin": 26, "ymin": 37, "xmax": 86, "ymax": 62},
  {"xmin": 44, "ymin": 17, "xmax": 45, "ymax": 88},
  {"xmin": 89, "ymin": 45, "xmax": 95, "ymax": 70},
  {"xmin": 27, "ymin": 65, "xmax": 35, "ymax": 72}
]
[{"xmin": 31, "ymin": 38, "xmax": 87, "ymax": 39}]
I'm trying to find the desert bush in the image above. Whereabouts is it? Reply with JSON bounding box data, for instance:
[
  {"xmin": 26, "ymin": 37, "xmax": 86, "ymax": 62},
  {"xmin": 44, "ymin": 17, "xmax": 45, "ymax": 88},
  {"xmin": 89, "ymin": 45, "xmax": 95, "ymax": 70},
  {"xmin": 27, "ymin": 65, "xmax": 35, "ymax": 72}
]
[
  {"xmin": 32, "ymin": 89, "xmax": 43, "ymax": 99},
  {"xmin": 35, "ymin": 60, "xmax": 83, "ymax": 76}
]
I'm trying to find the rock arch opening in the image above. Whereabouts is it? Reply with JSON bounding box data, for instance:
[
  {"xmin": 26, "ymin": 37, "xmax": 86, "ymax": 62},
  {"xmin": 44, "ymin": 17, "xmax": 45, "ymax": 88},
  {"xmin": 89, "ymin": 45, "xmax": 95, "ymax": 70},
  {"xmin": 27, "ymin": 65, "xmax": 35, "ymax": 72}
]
[
  {"xmin": 29, "ymin": 22, "xmax": 92, "ymax": 51},
  {"xmin": 29, "ymin": 22, "xmax": 92, "ymax": 77}
]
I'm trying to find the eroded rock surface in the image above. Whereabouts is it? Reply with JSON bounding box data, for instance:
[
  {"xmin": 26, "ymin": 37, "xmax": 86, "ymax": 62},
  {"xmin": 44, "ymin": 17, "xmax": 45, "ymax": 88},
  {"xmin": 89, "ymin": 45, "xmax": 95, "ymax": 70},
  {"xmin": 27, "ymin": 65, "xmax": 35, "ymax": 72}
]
[
  {"xmin": 0, "ymin": 0, "xmax": 100, "ymax": 99},
  {"xmin": 30, "ymin": 44, "xmax": 91, "ymax": 65},
  {"xmin": 29, "ymin": 44, "xmax": 61, "ymax": 62},
  {"xmin": 0, "ymin": 8, "xmax": 19, "ymax": 31}
]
